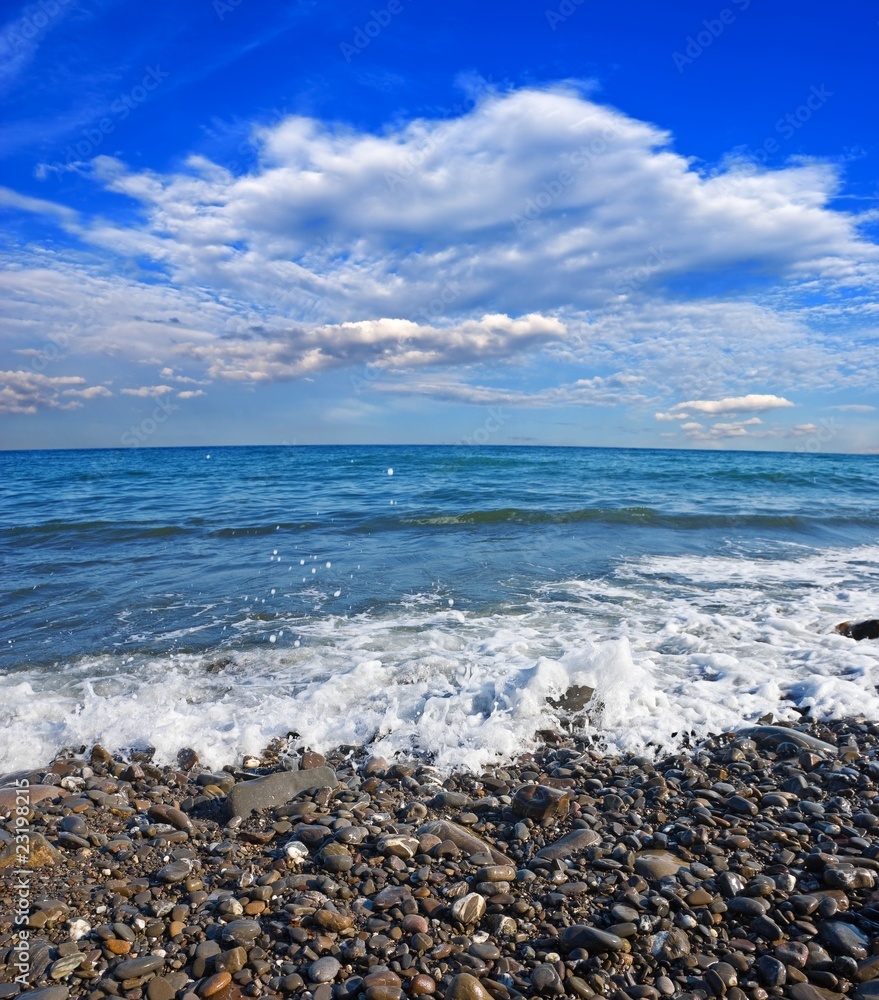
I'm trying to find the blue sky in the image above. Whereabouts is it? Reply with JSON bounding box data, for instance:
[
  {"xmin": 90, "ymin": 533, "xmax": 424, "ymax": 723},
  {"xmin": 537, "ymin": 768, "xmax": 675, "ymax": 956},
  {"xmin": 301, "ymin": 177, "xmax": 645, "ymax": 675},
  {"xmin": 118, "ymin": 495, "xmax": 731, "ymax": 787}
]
[{"xmin": 0, "ymin": 0, "xmax": 877, "ymax": 451}]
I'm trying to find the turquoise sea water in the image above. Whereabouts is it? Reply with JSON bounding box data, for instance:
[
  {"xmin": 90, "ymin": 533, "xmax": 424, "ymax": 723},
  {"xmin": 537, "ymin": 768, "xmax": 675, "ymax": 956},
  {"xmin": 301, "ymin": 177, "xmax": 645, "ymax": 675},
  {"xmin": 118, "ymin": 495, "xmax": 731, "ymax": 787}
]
[{"xmin": 1, "ymin": 445, "xmax": 878, "ymax": 771}]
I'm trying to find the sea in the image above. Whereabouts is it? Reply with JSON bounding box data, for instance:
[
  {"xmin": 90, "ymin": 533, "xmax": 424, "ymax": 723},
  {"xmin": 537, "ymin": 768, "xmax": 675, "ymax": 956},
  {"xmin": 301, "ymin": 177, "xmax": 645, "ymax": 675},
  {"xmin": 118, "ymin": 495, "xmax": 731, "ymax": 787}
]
[{"xmin": 1, "ymin": 445, "xmax": 878, "ymax": 775}]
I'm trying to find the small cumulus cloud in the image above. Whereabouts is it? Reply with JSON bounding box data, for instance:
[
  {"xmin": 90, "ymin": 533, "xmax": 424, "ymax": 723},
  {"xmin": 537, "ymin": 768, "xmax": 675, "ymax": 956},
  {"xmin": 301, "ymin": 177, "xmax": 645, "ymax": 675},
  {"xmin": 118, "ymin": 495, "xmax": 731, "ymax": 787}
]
[
  {"xmin": 177, "ymin": 389, "xmax": 205, "ymax": 399},
  {"xmin": 656, "ymin": 394, "xmax": 794, "ymax": 420},
  {"xmin": 120, "ymin": 385, "xmax": 174, "ymax": 397}
]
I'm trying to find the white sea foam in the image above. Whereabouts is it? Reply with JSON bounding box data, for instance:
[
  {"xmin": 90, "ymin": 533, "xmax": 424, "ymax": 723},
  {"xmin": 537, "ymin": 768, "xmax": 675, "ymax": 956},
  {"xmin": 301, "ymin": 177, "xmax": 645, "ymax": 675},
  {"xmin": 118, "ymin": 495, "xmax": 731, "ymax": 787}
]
[{"xmin": 2, "ymin": 543, "xmax": 878, "ymax": 774}]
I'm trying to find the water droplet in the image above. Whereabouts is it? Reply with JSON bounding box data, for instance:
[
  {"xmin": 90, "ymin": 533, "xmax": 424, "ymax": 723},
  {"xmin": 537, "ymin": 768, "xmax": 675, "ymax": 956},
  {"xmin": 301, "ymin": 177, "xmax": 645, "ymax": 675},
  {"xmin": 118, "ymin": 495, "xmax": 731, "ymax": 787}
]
[
  {"xmin": 387, "ymin": 468, "xmax": 393, "ymax": 475},
  {"xmin": 269, "ymin": 634, "xmax": 277, "ymax": 643}
]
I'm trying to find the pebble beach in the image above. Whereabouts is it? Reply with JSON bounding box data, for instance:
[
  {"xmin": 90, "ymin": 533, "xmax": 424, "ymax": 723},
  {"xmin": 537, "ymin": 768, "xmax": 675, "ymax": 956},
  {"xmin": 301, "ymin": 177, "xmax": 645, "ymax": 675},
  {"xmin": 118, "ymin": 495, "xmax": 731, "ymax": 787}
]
[{"xmin": 5, "ymin": 718, "xmax": 879, "ymax": 1000}]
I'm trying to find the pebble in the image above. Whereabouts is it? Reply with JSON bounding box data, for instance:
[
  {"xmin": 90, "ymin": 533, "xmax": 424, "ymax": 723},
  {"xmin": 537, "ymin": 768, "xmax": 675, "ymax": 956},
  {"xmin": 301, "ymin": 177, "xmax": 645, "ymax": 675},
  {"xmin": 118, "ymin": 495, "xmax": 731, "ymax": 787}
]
[{"xmin": 8, "ymin": 721, "xmax": 879, "ymax": 1000}]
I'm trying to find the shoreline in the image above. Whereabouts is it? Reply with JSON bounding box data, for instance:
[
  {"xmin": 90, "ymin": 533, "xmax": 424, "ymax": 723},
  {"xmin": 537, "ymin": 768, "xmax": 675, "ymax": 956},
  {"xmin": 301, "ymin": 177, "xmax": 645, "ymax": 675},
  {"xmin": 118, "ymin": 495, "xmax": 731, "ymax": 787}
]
[{"xmin": 3, "ymin": 719, "xmax": 879, "ymax": 1000}]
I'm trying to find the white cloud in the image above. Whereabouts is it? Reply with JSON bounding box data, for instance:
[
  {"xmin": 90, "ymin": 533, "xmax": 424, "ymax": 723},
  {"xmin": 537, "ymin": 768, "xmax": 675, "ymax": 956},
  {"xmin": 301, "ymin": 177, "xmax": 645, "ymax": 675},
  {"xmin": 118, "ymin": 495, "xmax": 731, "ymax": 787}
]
[
  {"xmin": 62, "ymin": 385, "xmax": 113, "ymax": 400},
  {"xmin": 177, "ymin": 389, "xmax": 205, "ymax": 399},
  {"xmin": 656, "ymin": 394, "xmax": 795, "ymax": 420},
  {"xmin": 0, "ymin": 370, "xmax": 105, "ymax": 414},
  {"xmin": 120, "ymin": 385, "xmax": 174, "ymax": 397},
  {"xmin": 179, "ymin": 313, "xmax": 565, "ymax": 382},
  {"xmin": 833, "ymin": 404, "xmax": 875, "ymax": 413}
]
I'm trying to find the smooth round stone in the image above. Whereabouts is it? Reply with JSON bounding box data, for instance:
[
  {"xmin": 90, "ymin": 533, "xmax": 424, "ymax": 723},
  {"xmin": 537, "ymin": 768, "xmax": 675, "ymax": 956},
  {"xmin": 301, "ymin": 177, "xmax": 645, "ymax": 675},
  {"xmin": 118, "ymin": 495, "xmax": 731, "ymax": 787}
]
[
  {"xmin": 309, "ymin": 956, "xmax": 341, "ymax": 984},
  {"xmin": 376, "ymin": 834, "xmax": 420, "ymax": 859},
  {"xmin": 755, "ymin": 956, "xmax": 786, "ymax": 988},
  {"xmin": 820, "ymin": 921, "xmax": 870, "ymax": 959},
  {"xmin": 776, "ymin": 941, "xmax": 810, "ymax": 969},
  {"xmin": 451, "ymin": 892, "xmax": 486, "ymax": 925},
  {"xmin": 221, "ymin": 918, "xmax": 261, "ymax": 945},
  {"xmin": 58, "ymin": 832, "xmax": 90, "ymax": 849},
  {"xmin": 476, "ymin": 864, "xmax": 517, "ymax": 882},
  {"xmin": 364, "ymin": 988, "xmax": 403, "ymax": 1000},
  {"xmin": 469, "ymin": 942, "xmax": 501, "ymax": 961},
  {"xmin": 727, "ymin": 896, "xmax": 769, "ymax": 917},
  {"xmin": 651, "ymin": 928, "xmax": 691, "ymax": 961},
  {"xmin": 198, "ymin": 972, "xmax": 231, "ymax": 997},
  {"xmin": 402, "ymin": 913, "xmax": 429, "ymax": 934},
  {"xmin": 156, "ymin": 859, "xmax": 192, "ymax": 883},
  {"xmin": 535, "ymin": 828, "xmax": 599, "ymax": 860},
  {"xmin": 634, "ymin": 851, "xmax": 685, "ymax": 879},
  {"xmin": 18, "ymin": 990, "xmax": 69, "ymax": 1000},
  {"xmin": 511, "ymin": 783, "xmax": 570, "ymax": 820},
  {"xmin": 445, "ymin": 974, "xmax": 491, "ymax": 1000},
  {"xmin": 728, "ymin": 795, "xmax": 758, "ymax": 814},
  {"xmin": 562, "ymin": 925, "xmax": 624, "ymax": 952},
  {"xmin": 60, "ymin": 815, "xmax": 88, "ymax": 836},
  {"xmin": 531, "ymin": 964, "xmax": 563, "ymax": 992},
  {"xmin": 318, "ymin": 842, "xmax": 353, "ymax": 873},
  {"xmin": 49, "ymin": 954, "xmax": 84, "ymax": 979},
  {"xmin": 335, "ymin": 825, "xmax": 366, "ymax": 844},
  {"xmin": 409, "ymin": 973, "xmax": 436, "ymax": 995},
  {"xmin": 146, "ymin": 978, "xmax": 177, "ymax": 1000},
  {"xmin": 373, "ymin": 886, "xmax": 412, "ymax": 909},
  {"xmin": 114, "ymin": 955, "xmax": 164, "ymax": 979}
]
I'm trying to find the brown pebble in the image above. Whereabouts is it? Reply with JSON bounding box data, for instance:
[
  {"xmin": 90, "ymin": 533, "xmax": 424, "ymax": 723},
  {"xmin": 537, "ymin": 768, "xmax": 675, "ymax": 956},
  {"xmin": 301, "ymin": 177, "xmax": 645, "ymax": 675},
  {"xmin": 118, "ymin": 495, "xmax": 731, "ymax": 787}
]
[
  {"xmin": 445, "ymin": 973, "xmax": 491, "ymax": 1000},
  {"xmin": 409, "ymin": 973, "xmax": 436, "ymax": 995},
  {"xmin": 199, "ymin": 971, "xmax": 232, "ymax": 997},
  {"xmin": 105, "ymin": 939, "xmax": 131, "ymax": 955}
]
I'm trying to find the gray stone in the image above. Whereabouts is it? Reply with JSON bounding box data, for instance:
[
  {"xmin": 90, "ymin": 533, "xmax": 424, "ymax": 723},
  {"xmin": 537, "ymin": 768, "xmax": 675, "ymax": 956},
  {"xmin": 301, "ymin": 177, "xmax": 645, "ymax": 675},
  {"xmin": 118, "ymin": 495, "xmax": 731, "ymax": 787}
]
[
  {"xmin": 755, "ymin": 956, "xmax": 787, "ymax": 987},
  {"xmin": 221, "ymin": 918, "xmax": 262, "ymax": 945},
  {"xmin": 226, "ymin": 765, "xmax": 338, "ymax": 818},
  {"xmin": 114, "ymin": 955, "xmax": 164, "ymax": 979},
  {"xmin": 531, "ymin": 963, "xmax": 563, "ymax": 993},
  {"xmin": 155, "ymin": 859, "xmax": 192, "ymax": 883},
  {"xmin": 309, "ymin": 956, "xmax": 341, "ymax": 983},
  {"xmin": 417, "ymin": 819, "xmax": 511, "ymax": 865},
  {"xmin": 562, "ymin": 925, "xmax": 624, "ymax": 952},
  {"xmin": 634, "ymin": 850, "xmax": 686, "ymax": 879},
  {"xmin": 536, "ymin": 828, "xmax": 600, "ymax": 861},
  {"xmin": 741, "ymin": 725, "xmax": 838, "ymax": 755},
  {"xmin": 651, "ymin": 928, "xmax": 692, "ymax": 962},
  {"xmin": 820, "ymin": 920, "xmax": 870, "ymax": 959},
  {"xmin": 18, "ymin": 990, "xmax": 69, "ymax": 1000}
]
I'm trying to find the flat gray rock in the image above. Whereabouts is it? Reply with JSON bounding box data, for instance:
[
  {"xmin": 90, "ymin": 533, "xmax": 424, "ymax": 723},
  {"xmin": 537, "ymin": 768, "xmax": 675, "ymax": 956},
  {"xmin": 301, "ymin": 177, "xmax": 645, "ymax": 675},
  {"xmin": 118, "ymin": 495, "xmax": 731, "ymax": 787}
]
[
  {"xmin": 226, "ymin": 765, "xmax": 338, "ymax": 818},
  {"xmin": 417, "ymin": 819, "xmax": 512, "ymax": 865},
  {"xmin": 536, "ymin": 828, "xmax": 600, "ymax": 860},
  {"xmin": 741, "ymin": 725, "xmax": 838, "ymax": 754}
]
